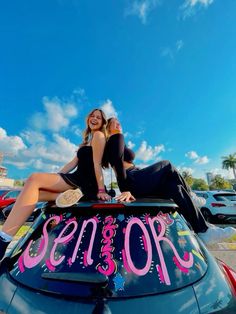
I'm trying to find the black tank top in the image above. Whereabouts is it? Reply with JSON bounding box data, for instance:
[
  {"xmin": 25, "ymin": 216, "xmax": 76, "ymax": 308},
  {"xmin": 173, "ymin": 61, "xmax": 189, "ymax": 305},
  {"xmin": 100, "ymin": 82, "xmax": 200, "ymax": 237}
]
[{"xmin": 60, "ymin": 145, "xmax": 98, "ymax": 197}]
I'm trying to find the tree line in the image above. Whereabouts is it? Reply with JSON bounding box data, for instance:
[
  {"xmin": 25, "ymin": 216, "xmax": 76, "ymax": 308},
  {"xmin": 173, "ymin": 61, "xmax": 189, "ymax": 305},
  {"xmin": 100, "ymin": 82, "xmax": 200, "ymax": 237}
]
[{"xmin": 182, "ymin": 153, "xmax": 236, "ymax": 191}]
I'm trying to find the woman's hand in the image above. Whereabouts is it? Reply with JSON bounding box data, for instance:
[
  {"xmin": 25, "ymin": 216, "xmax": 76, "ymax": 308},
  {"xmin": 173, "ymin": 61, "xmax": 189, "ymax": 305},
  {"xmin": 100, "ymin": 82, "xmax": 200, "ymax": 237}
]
[
  {"xmin": 97, "ymin": 191, "xmax": 111, "ymax": 201},
  {"xmin": 115, "ymin": 191, "xmax": 136, "ymax": 202}
]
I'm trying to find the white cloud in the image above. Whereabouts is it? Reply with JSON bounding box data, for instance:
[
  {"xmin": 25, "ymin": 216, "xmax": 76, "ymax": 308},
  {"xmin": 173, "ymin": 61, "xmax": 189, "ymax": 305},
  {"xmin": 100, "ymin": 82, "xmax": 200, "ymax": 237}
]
[
  {"xmin": 23, "ymin": 134, "xmax": 77, "ymax": 164},
  {"xmin": 160, "ymin": 47, "xmax": 174, "ymax": 60},
  {"xmin": 185, "ymin": 150, "xmax": 210, "ymax": 165},
  {"xmin": 194, "ymin": 156, "xmax": 209, "ymax": 164},
  {"xmin": 135, "ymin": 141, "xmax": 165, "ymax": 162},
  {"xmin": 210, "ymin": 168, "xmax": 235, "ymax": 180},
  {"xmin": 177, "ymin": 166, "xmax": 195, "ymax": 175},
  {"xmin": 125, "ymin": 0, "xmax": 160, "ymax": 24},
  {"xmin": 1, "ymin": 90, "xmax": 87, "ymax": 175},
  {"xmin": 71, "ymin": 125, "xmax": 82, "ymax": 137},
  {"xmin": 73, "ymin": 88, "xmax": 85, "ymax": 97},
  {"xmin": 5, "ymin": 159, "xmax": 31, "ymax": 170},
  {"xmin": 33, "ymin": 159, "xmax": 60, "ymax": 173},
  {"xmin": 30, "ymin": 97, "xmax": 78, "ymax": 132},
  {"xmin": 185, "ymin": 151, "xmax": 199, "ymax": 159},
  {"xmin": 21, "ymin": 130, "xmax": 46, "ymax": 144},
  {"xmin": 4, "ymin": 133, "xmax": 77, "ymax": 173},
  {"xmin": 176, "ymin": 40, "xmax": 184, "ymax": 51},
  {"xmin": 127, "ymin": 140, "xmax": 135, "ymax": 149},
  {"xmin": 161, "ymin": 40, "xmax": 184, "ymax": 60},
  {"xmin": 187, "ymin": 0, "xmax": 214, "ymax": 6},
  {"xmin": 123, "ymin": 131, "xmax": 132, "ymax": 138},
  {"xmin": 135, "ymin": 162, "xmax": 152, "ymax": 169},
  {"xmin": 180, "ymin": 0, "xmax": 214, "ymax": 19},
  {"xmin": 100, "ymin": 99, "xmax": 118, "ymax": 119},
  {"xmin": 0, "ymin": 127, "xmax": 27, "ymax": 156}
]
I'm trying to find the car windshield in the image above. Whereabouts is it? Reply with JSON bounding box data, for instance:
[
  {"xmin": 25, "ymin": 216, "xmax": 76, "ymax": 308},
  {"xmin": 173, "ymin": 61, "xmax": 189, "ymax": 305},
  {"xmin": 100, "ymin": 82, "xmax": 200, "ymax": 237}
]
[
  {"xmin": 214, "ymin": 193, "xmax": 236, "ymax": 202},
  {"xmin": 0, "ymin": 190, "xmax": 9, "ymax": 196},
  {"xmin": 8, "ymin": 203, "xmax": 207, "ymax": 299}
]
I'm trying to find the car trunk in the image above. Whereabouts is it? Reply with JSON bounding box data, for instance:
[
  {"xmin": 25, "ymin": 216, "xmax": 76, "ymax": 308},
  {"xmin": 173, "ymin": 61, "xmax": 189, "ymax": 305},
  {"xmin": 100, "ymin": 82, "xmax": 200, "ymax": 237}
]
[{"xmin": 6, "ymin": 200, "xmax": 207, "ymax": 299}]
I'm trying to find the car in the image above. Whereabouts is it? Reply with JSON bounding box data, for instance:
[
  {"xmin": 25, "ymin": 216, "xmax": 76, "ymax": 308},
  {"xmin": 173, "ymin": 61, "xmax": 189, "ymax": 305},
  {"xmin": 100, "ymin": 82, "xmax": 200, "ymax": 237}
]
[
  {"xmin": 0, "ymin": 188, "xmax": 21, "ymax": 209},
  {"xmin": 0, "ymin": 188, "xmax": 12, "ymax": 197},
  {"xmin": 194, "ymin": 190, "xmax": 236, "ymax": 223},
  {"xmin": 1, "ymin": 198, "xmax": 236, "ymax": 313},
  {"xmin": 2, "ymin": 201, "xmax": 47, "ymax": 221}
]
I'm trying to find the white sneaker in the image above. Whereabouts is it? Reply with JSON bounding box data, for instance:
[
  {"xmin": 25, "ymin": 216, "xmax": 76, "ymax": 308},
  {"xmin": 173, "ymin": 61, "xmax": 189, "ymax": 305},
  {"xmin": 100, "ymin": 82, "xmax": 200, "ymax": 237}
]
[
  {"xmin": 56, "ymin": 188, "xmax": 83, "ymax": 208},
  {"xmin": 198, "ymin": 225, "xmax": 236, "ymax": 245}
]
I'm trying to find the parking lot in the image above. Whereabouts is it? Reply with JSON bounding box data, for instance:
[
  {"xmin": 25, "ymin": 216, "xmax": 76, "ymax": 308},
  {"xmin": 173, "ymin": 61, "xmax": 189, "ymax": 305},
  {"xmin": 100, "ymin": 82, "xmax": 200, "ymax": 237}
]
[{"xmin": 206, "ymin": 223, "xmax": 236, "ymax": 269}]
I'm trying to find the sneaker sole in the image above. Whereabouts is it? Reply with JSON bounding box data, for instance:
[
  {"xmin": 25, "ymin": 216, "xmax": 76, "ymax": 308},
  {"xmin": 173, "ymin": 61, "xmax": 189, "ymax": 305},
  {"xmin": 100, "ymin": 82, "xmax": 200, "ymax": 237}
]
[{"xmin": 56, "ymin": 188, "xmax": 83, "ymax": 208}]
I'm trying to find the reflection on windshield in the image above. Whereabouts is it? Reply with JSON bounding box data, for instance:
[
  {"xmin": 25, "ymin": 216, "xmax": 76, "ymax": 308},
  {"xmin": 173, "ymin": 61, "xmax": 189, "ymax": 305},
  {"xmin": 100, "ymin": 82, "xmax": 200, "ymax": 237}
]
[
  {"xmin": 214, "ymin": 194, "xmax": 236, "ymax": 202},
  {"xmin": 10, "ymin": 210, "xmax": 207, "ymax": 297}
]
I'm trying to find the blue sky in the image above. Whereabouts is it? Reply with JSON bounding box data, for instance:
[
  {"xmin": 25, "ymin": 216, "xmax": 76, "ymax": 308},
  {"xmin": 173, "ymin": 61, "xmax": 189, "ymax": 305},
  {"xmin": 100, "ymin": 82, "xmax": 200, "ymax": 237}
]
[{"xmin": 0, "ymin": 0, "xmax": 236, "ymax": 184}]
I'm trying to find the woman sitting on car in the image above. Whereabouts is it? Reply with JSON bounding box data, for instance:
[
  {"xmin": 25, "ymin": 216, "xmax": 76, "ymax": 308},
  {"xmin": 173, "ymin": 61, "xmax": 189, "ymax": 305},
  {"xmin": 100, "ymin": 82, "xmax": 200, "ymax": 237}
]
[
  {"xmin": 0, "ymin": 109, "xmax": 111, "ymax": 261},
  {"xmin": 103, "ymin": 117, "xmax": 236, "ymax": 246}
]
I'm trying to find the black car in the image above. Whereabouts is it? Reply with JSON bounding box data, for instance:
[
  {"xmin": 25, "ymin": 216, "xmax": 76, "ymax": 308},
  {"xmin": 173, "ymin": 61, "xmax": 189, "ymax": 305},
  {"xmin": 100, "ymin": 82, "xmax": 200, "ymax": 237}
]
[{"xmin": 0, "ymin": 199, "xmax": 236, "ymax": 313}]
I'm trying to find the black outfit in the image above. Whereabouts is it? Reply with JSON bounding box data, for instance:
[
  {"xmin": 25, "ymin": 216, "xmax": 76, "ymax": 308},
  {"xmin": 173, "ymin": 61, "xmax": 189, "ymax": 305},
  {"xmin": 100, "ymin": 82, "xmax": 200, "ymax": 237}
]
[
  {"xmin": 59, "ymin": 146, "xmax": 98, "ymax": 199},
  {"xmin": 104, "ymin": 134, "xmax": 208, "ymax": 233}
]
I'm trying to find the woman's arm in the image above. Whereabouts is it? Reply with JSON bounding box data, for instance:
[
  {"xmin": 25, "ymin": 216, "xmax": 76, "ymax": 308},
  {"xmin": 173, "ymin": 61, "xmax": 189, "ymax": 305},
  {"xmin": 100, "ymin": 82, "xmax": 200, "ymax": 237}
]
[
  {"xmin": 106, "ymin": 133, "xmax": 129, "ymax": 192},
  {"xmin": 106, "ymin": 133, "xmax": 136, "ymax": 202},
  {"xmin": 59, "ymin": 155, "xmax": 79, "ymax": 174},
  {"xmin": 91, "ymin": 131, "xmax": 111, "ymax": 200}
]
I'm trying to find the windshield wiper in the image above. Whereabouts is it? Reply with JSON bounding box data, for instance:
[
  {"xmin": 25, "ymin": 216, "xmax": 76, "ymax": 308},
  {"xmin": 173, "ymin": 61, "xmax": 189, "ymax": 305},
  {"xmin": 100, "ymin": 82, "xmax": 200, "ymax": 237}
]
[{"xmin": 41, "ymin": 272, "xmax": 108, "ymax": 287}]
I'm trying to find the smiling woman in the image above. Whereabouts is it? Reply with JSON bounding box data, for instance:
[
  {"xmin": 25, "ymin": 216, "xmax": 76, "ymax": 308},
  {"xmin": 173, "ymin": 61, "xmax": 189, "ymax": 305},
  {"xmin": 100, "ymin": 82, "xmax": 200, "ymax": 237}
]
[
  {"xmin": 0, "ymin": 109, "xmax": 111, "ymax": 261},
  {"xmin": 103, "ymin": 117, "xmax": 236, "ymax": 247}
]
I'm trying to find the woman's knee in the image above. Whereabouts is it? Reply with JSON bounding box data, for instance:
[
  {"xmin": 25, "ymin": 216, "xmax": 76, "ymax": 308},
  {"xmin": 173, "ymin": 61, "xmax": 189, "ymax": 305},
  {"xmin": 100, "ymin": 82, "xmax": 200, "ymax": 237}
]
[
  {"xmin": 25, "ymin": 173, "xmax": 42, "ymax": 186},
  {"xmin": 159, "ymin": 160, "xmax": 177, "ymax": 175},
  {"xmin": 161, "ymin": 160, "xmax": 171, "ymax": 167}
]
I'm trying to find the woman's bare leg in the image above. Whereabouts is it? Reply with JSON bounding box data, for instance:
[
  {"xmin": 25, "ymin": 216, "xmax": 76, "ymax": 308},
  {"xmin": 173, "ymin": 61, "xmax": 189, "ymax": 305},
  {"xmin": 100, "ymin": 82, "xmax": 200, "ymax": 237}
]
[
  {"xmin": 2, "ymin": 173, "xmax": 72, "ymax": 237},
  {"xmin": 38, "ymin": 190, "xmax": 60, "ymax": 202}
]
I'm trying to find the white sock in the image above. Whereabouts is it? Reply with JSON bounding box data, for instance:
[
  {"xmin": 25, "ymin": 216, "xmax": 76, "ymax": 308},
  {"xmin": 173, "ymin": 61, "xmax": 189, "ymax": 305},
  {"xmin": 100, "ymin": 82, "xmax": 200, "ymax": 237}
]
[{"xmin": 0, "ymin": 231, "xmax": 13, "ymax": 242}]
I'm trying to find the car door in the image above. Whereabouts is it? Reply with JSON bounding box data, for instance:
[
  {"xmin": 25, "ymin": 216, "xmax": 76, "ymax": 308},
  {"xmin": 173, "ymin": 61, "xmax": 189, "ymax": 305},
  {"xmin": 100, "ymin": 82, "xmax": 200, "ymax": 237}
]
[{"xmin": 0, "ymin": 190, "xmax": 20, "ymax": 208}]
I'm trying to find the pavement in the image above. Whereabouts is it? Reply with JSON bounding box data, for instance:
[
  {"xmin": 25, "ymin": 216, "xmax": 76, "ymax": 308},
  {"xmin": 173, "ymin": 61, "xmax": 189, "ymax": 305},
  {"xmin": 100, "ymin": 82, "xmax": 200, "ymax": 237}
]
[
  {"xmin": 207, "ymin": 224, "xmax": 236, "ymax": 269},
  {"xmin": 209, "ymin": 248, "xmax": 236, "ymax": 269}
]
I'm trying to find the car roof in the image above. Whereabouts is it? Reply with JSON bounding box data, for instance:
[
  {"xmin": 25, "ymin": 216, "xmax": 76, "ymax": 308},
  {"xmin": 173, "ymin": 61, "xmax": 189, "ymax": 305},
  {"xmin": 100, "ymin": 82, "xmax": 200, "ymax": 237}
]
[
  {"xmin": 195, "ymin": 190, "xmax": 236, "ymax": 195},
  {"xmin": 0, "ymin": 187, "xmax": 21, "ymax": 191}
]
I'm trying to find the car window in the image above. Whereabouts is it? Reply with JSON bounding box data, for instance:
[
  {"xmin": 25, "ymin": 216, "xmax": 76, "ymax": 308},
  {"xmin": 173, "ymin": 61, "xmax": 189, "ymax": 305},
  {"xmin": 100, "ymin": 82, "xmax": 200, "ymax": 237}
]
[
  {"xmin": 4, "ymin": 191, "xmax": 12, "ymax": 199},
  {"xmin": 4, "ymin": 190, "xmax": 20, "ymax": 199},
  {"xmin": 214, "ymin": 194, "xmax": 236, "ymax": 202},
  {"xmin": 8, "ymin": 206, "xmax": 207, "ymax": 299},
  {"xmin": 196, "ymin": 193, "xmax": 208, "ymax": 199},
  {"xmin": 0, "ymin": 190, "xmax": 9, "ymax": 196}
]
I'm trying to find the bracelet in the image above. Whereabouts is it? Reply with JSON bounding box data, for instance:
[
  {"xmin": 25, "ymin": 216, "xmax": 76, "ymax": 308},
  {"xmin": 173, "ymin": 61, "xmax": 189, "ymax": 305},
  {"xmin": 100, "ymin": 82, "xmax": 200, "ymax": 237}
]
[{"xmin": 98, "ymin": 188, "xmax": 106, "ymax": 193}]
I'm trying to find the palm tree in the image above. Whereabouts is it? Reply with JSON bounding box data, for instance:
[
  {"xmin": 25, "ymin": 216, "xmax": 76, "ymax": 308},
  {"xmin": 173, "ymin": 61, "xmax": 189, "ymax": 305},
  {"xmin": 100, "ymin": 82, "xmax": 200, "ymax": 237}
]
[
  {"xmin": 222, "ymin": 153, "xmax": 236, "ymax": 179},
  {"xmin": 182, "ymin": 171, "xmax": 194, "ymax": 187}
]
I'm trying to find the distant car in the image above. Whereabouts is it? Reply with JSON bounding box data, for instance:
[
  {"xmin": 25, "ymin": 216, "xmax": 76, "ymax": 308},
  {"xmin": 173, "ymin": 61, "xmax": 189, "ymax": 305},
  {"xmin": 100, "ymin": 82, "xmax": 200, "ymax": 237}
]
[
  {"xmin": 2, "ymin": 201, "xmax": 47, "ymax": 221},
  {"xmin": 0, "ymin": 188, "xmax": 21, "ymax": 209},
  {"xmin": 0, "ymin": 188, "xmax": 11, "ymax": 197},
  {"xmin": 194, "ymin": 190, "xmax": 236, "ymax": 223},
  {"xmin": 1, "ymin": 199, "xmax": 236, "ymax": 313}
]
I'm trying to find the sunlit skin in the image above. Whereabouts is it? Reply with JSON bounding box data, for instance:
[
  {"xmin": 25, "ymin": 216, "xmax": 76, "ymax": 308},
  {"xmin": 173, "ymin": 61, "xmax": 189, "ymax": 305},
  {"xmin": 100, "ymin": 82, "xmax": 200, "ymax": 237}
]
[
  {"xmin": 107, "ymin": 118, "xmax": 122, "ymax": 135},
  {"xmin": 88, "ymin": 110, "xmax": 103, "ymax": 132},
  {"xmin": 107, "ymin": 118, "xmax": 136, "ymax": 203},
  {"xmin": 2, "ymin": 110, "xmax": 110, "ymax": 237},
  {"xmin": 87, "ymin": 110, "xmax": 111, "ymax": 201}
]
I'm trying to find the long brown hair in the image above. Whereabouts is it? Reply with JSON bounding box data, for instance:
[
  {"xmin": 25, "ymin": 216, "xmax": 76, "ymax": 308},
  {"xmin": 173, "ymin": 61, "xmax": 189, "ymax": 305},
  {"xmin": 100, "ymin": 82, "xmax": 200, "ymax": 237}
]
[
  {"xmin": 106, "ymin": 117, "xmax": 113, "ymax": 136},
  {"xmin": 102, "ymin": 117, "xmax": 116, "ymax": 168},
  {"xmin": 81, "ymin": 109, "xmax": 107, "ymax": 146}
]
